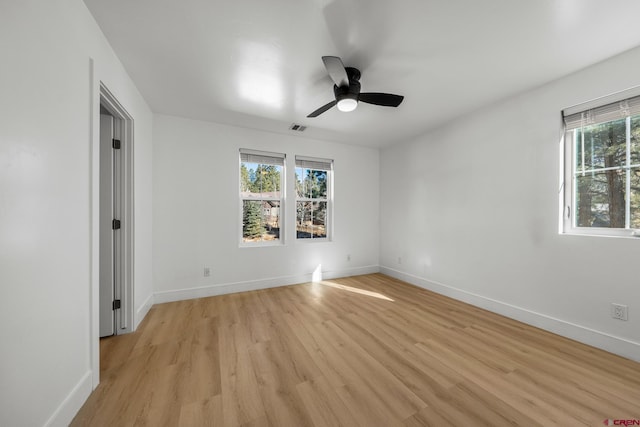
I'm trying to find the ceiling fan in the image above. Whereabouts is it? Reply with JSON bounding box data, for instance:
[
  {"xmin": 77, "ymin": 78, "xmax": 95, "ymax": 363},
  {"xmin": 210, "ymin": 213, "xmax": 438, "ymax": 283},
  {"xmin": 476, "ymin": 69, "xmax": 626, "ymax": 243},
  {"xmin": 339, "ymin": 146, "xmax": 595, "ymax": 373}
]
[{"xmin": 307, "ymin": 56, "xmax": 404, "ymax": 118}]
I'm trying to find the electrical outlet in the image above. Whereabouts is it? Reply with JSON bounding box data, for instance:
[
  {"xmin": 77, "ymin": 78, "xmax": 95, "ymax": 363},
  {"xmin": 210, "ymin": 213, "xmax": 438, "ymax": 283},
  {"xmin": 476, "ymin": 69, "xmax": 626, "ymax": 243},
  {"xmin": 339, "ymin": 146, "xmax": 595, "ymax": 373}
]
[
  {"xmin": 204, "ymin": 267, "xmax": 211, "ymax": 277},
  {"xmin": 611, "ymin": 303, "xmax": 628, "ymax": 321}
]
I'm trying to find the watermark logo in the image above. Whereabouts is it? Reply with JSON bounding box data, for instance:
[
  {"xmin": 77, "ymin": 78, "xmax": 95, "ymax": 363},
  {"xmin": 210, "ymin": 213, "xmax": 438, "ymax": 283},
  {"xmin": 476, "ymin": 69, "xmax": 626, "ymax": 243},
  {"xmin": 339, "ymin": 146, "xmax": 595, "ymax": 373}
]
[{"xmin": 603, "ymin": 420, "xmax": 640, "ymax": 426}]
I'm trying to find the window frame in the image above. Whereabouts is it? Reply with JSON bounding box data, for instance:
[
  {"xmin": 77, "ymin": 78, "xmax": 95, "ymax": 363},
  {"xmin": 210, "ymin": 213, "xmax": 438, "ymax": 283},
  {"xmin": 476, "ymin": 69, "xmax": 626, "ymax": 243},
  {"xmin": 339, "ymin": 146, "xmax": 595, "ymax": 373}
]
[
  {"xmin": 239, "ymin": 149, "xmax": 286, "ymax": 247},
  {"xmin": 295, "ymin": 156, "xmax": 333, "ymax": 242},
  {"xmin": 561, "ymin": 87, "xmax": 640, "ymax": 238}
]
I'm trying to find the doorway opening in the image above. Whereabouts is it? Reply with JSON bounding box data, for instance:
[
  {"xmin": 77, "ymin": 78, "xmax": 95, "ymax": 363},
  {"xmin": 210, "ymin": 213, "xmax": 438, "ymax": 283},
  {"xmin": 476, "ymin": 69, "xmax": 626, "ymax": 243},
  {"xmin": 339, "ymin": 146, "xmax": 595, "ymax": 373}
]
[{"xmin": 98, "ymin": 84, "xmax": 134, "ymax": 339}]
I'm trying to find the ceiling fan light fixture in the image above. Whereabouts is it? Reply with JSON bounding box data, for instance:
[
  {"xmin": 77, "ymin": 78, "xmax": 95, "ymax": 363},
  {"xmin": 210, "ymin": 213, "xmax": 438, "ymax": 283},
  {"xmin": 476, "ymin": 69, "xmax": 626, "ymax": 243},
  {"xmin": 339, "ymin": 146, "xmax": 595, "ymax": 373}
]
[{"xmin": 337, "ymin": 98, "xmax": 358, "ymax": 112}]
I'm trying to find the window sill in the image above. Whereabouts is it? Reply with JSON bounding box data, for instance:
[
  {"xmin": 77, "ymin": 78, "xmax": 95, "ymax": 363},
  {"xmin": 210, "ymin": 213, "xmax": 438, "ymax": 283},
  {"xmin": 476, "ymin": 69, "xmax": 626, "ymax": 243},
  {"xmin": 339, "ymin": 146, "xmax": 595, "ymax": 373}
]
[
  {"xmin": 296, "ymin": 238, "xmax": 332, "ymax": 243},
  {"xmin": 239, "ymin": 241, "xmax": 284, "ymax": 248},
  {"xmin": 560, "ymin": 228, "xmax": 640, "ymax": 239}
]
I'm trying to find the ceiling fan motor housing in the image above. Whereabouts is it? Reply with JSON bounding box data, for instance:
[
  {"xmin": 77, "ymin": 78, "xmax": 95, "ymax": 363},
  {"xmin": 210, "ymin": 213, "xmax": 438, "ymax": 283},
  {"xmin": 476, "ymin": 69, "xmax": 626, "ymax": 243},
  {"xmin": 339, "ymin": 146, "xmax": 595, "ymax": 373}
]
[
  {"xmin": 334, "ymin": 81, "xmax": 360, "ymax": 103},
  {"xmin": 334, "ymin": 67, "xmax": 361, "ymax": 103}
]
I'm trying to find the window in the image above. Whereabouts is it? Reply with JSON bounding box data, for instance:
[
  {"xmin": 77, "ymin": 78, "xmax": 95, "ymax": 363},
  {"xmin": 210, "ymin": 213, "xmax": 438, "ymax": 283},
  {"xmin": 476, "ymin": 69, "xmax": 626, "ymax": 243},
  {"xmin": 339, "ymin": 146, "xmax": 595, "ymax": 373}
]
[
  {"xmin": 240, "ymin": 149, "xmax": 285, "ymax": 244},
  {"xmin": 562, "ymin": 91, "xmax": 640, "ymax": 236},
  {"xmin": 295, "ymin": 156, "xmax": 333, "ymax": 240}
]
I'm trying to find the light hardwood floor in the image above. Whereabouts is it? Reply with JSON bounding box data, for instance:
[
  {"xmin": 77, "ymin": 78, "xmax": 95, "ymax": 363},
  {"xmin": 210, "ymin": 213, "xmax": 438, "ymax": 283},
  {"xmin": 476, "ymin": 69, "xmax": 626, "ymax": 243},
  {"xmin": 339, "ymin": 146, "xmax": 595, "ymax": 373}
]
[{"xmin": 72, "ymin": 274, "xmax": 640, "ymax": 426}]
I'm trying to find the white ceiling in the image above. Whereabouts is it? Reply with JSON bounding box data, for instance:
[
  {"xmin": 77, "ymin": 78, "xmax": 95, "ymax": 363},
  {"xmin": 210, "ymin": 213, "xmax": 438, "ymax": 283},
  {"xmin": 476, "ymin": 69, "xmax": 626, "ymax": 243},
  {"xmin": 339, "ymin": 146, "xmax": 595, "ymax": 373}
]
[{"xmin": 84, "ymin": 0, "xmax": 640, "ymax": 148}]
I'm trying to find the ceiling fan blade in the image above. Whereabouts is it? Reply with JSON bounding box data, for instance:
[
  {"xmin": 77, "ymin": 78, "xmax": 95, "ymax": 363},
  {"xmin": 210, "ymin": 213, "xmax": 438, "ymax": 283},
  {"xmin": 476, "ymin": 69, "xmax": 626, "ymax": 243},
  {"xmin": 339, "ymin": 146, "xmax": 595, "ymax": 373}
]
[
  {"xmin": 358, "ymin": 92, "xmax": 404, "ymax": 107},
  {"xmin": 307, "ymin": 100, "xmax": 337, "ymax": 118},
  {"xmin": 322, "ymin": 56, "xmax": 349, "ymax": 88}
]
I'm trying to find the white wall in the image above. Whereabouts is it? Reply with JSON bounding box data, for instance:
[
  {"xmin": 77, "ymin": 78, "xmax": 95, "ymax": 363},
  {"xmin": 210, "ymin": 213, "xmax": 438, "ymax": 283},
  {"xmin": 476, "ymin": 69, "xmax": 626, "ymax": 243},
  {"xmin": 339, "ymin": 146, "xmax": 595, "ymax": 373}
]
[
  {"xmin": 0, "ymin": 1, "xmax": 153, "ymax": 426},
  {"xmin": 380, "ymin": 46, "xmax": 640, "ymax": 361},
  {"xmin": 153, "ymin": 115, "xmax": 379, "ymax": 301}
]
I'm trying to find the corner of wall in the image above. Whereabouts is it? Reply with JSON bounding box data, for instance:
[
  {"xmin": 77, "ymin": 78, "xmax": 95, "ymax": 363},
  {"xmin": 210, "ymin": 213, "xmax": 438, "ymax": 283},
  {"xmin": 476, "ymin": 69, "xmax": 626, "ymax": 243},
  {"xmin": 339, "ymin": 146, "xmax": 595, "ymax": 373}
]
[{"xmin": 135, "ymin": 293, "xmax": 154, "ymax": 329}]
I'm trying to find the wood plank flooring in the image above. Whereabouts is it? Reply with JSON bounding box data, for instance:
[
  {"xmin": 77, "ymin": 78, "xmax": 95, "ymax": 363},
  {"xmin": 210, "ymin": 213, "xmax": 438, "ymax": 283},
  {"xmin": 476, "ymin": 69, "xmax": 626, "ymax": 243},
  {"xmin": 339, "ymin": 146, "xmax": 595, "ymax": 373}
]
[{"xmin": 71, "ymin": 274, "xmax": 640, "ymax": 426}]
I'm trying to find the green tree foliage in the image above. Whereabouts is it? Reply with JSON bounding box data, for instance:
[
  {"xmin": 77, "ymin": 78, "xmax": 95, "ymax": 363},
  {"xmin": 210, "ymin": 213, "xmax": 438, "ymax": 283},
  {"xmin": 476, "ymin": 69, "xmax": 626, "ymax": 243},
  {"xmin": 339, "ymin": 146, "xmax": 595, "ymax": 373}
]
[
  {"xmin": 250, "ymin": 165, "xmax": 281, "ymax": 193},
  {"xmin": 240, "ymin": 164, "xmax": 251, "ymax": 192},
  {"xmin": 296, "ymin": 168, "xmax": 327, "ymax": 198},
  {"xmin": 242, "ymin": 201, "xmax": 264, "ymax": 239}
]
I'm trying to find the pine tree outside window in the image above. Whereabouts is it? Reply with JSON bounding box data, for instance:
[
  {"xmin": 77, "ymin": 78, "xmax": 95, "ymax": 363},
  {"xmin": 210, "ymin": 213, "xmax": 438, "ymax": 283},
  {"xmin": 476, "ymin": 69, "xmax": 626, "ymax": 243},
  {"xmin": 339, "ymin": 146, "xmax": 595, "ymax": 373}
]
[
  {"xmin": 562, "ymin": 90, "xmax": 640, "ymax": 237},
  {"xmin": 240, "ymin": 149, "xmax": 285, "ymax": 245},
  {"xmin": 295, "ymin": 156, "xmax": 333, "ymax": 240}
]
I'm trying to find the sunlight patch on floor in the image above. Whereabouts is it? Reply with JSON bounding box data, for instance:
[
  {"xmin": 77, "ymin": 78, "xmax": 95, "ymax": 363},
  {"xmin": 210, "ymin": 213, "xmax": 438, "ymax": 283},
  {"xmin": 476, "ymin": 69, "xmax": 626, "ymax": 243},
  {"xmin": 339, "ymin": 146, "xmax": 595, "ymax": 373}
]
[{"xmin": 314, "ymin": 280, "xmax": 394, "ymax": 302}]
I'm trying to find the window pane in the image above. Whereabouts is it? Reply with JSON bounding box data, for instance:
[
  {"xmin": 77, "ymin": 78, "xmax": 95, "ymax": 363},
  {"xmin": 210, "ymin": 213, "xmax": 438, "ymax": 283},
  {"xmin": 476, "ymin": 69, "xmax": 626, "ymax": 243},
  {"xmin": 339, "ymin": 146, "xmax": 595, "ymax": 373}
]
[
  {"xmin": 295, "ymin": 167, "xmax": 307, "ymax": 199},
  {"xmin": 631, "ymin": 115, "xmax": 640, "ymax": 165},
  {"xmin": 312, "ymin": 170, "xmax": 328, "ymax": 199},
  {"xmin": 295, "ymin": 167, "xmax": 327, "ymax": 199},
  {"xmin": 575, "ymin": 118, "xmax": 626, "ymax": 171},
  {"xmin": 631, "ymin": 118, "xmax": 640, "ymax": 228},
  {"xmin": 243, "ymin": 200, "xmax": 280, "ymax": 242},
  {"xmin": 575, "ymin": 171, "xmax": 626, "ymax": 228},
  {"xmin": 631, "ymin": 170, "xmax": 640, "ymax": 229},
  {"xmin": 312, "ymin": 201, "xmax": 327, "ymax": 238},
  {"xmin": 296, "ymin": 201, "xmax": 327, "ymax": 238},
  {"xmin": 296, "ymin": 201, "xmax": 311, "ymax": 238},
  {"xmin": 263, "ymin": 200, "xmax": 281, "ymax": 241},
  {"xmin": 241, "ymin": 162, "xmax": 282, "ymax": 198}
]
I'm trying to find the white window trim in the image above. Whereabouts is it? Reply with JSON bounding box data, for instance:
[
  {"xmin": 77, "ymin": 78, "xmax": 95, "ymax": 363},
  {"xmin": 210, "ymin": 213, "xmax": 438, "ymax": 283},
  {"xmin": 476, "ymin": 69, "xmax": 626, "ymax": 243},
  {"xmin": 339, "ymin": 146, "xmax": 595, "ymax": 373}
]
[
  {"xmin": 295, "ymin": 156, "xmax": 333, "ymax": 242},
  {"xmin": 239, "ymin": 149, "xmax": 286, "ymax": 247},
  {"xmin": 561, "ymin": 87, "xmax": 640, "ymax": 239}
]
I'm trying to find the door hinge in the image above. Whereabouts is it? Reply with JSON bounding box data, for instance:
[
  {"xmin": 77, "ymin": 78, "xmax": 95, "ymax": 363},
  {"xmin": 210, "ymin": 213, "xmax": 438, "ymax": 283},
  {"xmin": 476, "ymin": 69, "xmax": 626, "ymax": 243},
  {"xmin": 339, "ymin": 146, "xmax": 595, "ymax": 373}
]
[
  {"xmin": 112, "ymin": 219, "xmax": 121, "ymax": 230},
  {"xmin": 112, "ymin": 139, "xmax": 121, "ymax": 149},
  {"xmin": 112, "ymin": 299, "xmax": 121, "ymax": 310}
]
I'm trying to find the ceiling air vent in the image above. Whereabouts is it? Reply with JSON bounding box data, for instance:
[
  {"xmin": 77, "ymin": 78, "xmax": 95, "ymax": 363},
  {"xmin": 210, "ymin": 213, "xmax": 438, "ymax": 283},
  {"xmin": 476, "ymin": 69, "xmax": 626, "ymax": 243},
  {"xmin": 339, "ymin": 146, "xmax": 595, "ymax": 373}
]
[{"xmin": 289, "ymin": 123, "xmax": 307, "ymax": 132}]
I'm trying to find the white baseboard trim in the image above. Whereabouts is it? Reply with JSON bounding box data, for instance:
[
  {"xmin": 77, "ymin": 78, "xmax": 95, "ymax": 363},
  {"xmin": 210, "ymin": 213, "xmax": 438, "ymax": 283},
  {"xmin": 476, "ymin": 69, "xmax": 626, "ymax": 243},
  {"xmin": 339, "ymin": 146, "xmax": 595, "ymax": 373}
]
[
  {"xmin": 135, "ymin": 293, "xmax": 154, "ymax": 329},
  {"xmin": 154, "ymin": 265, "xmax": 380, "ymax": 304},
  {"xmin": 380, "ymin": 266, "xmax": 640, "ymax": 362},
  {"xmin": 44, "ymin": 370, "xmax": 92, "ymax": 427}
]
